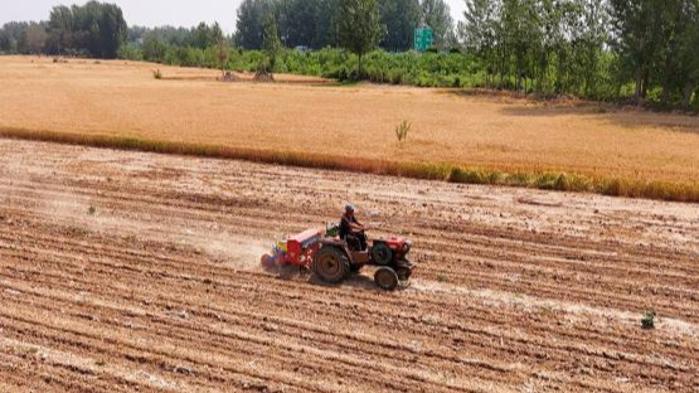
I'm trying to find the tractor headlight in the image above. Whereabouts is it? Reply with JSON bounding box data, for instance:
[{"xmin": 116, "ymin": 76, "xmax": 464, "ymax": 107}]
[{"xmin": 402, "ymin": 242, "xmax": 411, "ymax": 253}]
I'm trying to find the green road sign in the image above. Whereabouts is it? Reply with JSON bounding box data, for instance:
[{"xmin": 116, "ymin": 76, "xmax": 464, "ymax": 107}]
[{"xmin": 414, "ymin": 27, "xmax": 433, "ymax": 52}]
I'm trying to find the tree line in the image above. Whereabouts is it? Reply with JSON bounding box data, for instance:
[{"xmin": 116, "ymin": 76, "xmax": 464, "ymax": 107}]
[
  {"xmin": 0, "ymin": 0, "xmax": 453, "ymax": 57},
  {"xmin": 234, "ymin": 0, "xmax": 454, "ymax": 51},
  {"xmin": 120, "ymin": 23, "xmax": 228, "ymax": 67},
  {"xmin": 459, "ymin": 0, "xmax": 699, "ymax": 106},
  {"xmin": 1, "ymin": 0, "xmax": 698, "ymax": 108},
  {"xmin": 0, "ymin": 1, "xmax": 127, "ymax": 58}
]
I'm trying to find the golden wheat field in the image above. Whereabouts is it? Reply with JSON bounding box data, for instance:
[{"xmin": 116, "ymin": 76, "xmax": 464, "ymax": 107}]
[{"xmin": 1, "ymin": 55, "xmax": 698, "ymax": 185}]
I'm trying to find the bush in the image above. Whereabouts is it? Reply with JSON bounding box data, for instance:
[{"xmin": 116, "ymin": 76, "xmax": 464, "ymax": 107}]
[
  {"xmin": 123, "ymin": 43, "xmax": 697, "ymax": 110},
  {"xmin": 153, "ymin": 69, "xmax": 162, "ymax": 79},
  {"xmin": 133, "ymin": 46, "xmax": 482, "ymax": 89},
  {"xmin": 642, "ymin": 310, "xmax": 656, "ymax": 330},
  {"xmin": 117, "ymin": 43, "xmax": 143, "ymax": 61}
]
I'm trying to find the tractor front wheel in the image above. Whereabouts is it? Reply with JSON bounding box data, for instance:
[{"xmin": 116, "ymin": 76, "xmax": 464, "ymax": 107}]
[
  {"xmin": 396, "ymin": 266, "xmax": 412, "ymax": 281},
  {"xmin": 313, "ymin": 246, "xmax": 350, "ymax": 284},
  {"xmin": 374, "ymin": 267, "xmax": 399, "ymax": 291}
]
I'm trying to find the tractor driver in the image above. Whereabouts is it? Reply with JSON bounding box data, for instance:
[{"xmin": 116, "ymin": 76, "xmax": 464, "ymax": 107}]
[{"xmin": 340, "ymin": 204, "xmax": 368, "ymax": 251}]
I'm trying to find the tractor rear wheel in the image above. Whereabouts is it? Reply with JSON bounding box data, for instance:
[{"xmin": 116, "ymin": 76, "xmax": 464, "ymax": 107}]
[
  {"xmin": 371, "ymin": 243, "xmax": 393, "ymax": 265},
  {"xmin": 374, "ymin": 267, "xmax": 399, "ymax": 291},
  {"xmin": 313, "ymin": 246, "xmax": 350, "ymax": 284}
]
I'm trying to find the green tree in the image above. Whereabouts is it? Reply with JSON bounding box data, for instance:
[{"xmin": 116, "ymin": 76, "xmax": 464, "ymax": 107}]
[
  {"xmin": 461, "ymin": 0, "xmax": 499, "ymax": 85},
  {"xmin": 142, "ymin": 34, "xmax": 168, "ymax": 62},
  {"xmin": 190, "ymin": 22, "xmax": 224, "ymax": 49},
  {"xmin": 278, "ymin": 0, "xmax": 321, "ymax": 48},
  {"xmin": 96, "ymin": 3, "xmax": 128, "ymax": 58},
  {"xmin": 236, "ymin": 0, "xmax": 276, "ymax": 49},
  {"xmin": 420, "ymin": 0, "xmax": 454, "ymax": 49},
  {"xmin": 127, "ymin": 25, "xmax": 148, "ymax": 42},
  {"xmin": 20, "ymin": 22, "xmax": 48, "ymax": 54},
  {"xmin": 653, "ymin": 0, "xmax": 699, "ymax": 106},
  {"xmin": 262, "ymin": 11, "xmax": 282, "ymax": 71},
  {"xmin": 0, "ymin": 22, "xmax": 29, "ymax": 53},
  {"xmin": 46, "ymin": 5, "xmax": 73, "ymax": 54},
  {"xmin": 0, "ymin": 29, "xmax": 10, "ymax": 53},
  {"xmin": 315, "ymin": 0, "xmax": 341, "ymax": 47},
  {"xmin": 609, "ymin": 0, "xmax": 665, "ymax": 100},
  {"xmin": 675, "ymin": 2, "xmax": 699, "ymax": 107},
  {"xmin": 140, "ymin": 26, "xmax": 192, "ymax": 47},
  {"xmin": 380, "ymin": 0, "xmax": 420, "ymax": 51},
  {"xmin": 575, "ymin": 0, "xmax": 610, "ymax": 97},
  {"xmin": 45, "ymin": 1, "xmax": 127, "ymax": 58},
  {"xmin": 338, "ymin": 0, "xmax": 384, "ymax": 77},
  {"xmin": 215, "ymin": 37, "xmax": 230, "ymax": 77},
  {"xmin": 532, "ymin": 0, "xmax": 568, "ymax": 93}
]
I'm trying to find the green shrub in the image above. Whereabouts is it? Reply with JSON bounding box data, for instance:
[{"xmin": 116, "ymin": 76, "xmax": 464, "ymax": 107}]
[
  {"xmin": 136, "ymin": 46, "xmax": 483, "ymax": 89},
  {"xmin": 536, "ymin": 173, "xmax": 560, "ymax": 190},
  {"xmin": 642, "ymin": 310, "xmax": 656, "ymax": 330},
  {"xmin": 117, "ymin": 43, "xmax": 143, "ymax": 61},
  {"xmin": 448, "ymin": 168, "xmax": 488, "ymax": 184}
]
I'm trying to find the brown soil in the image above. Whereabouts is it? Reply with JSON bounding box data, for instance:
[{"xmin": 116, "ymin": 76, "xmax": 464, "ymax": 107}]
[{"xmin": 1, "ymin": 138, "xmax": 698, "ymax": 392}]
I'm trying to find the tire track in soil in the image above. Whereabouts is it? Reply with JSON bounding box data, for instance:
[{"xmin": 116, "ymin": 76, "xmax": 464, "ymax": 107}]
[
  {"xmin": 1, "ymin": 138, "xmax": 698, "ymax": 392},
  {"xmin": 3, "ymin": 193, "xmax": 698, "ymax": 328},
  {"xmin": 1, "ymin": 250, "xmax": 696, "ymax": 390}
]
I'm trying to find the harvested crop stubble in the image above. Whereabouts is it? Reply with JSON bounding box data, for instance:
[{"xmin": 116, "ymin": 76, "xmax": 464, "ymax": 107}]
[{"xmin": 1, "ymin": 56, "xmax": 698, "ymax": 201}]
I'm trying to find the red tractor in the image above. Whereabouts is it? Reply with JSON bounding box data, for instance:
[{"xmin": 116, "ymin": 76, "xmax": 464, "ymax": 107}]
[{"xmin": 261, "ymin": 224, "xmax": 415, "ymax": 290}]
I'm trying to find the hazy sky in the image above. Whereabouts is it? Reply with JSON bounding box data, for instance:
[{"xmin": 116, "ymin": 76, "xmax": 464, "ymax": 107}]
[{"xmin": 0, "ymin": 1, "xmax": 466, "ymax": 33}]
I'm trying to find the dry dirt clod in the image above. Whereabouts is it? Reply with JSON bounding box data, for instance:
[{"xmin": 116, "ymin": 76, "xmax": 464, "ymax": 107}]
[
  {"xmin": 221, "ymin": 71, "xmax": 238, "ymax": 82},
  {"xmin": 173, "ymin": 366, "xmax": 193, "ymax": 375},
  {"xmin": 253, "ymin": 70, "xmax": 274, "ymax": 82}
]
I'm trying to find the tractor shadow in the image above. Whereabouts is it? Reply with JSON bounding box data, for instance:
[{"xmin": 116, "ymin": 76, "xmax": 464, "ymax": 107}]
[
  {"xmin": 263, "ymin": 264, "xmax": 308, "ymax": 280},
  {"xmin": 308, "ymin": 271, "xmax": 393, "ymax": 293},
  {"xmin": 264, "ymin": 265, "xmax": 399, "ymax": 293}
]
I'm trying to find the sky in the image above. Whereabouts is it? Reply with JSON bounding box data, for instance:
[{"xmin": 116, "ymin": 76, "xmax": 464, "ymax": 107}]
[{"xmin": 0, "ymin": 1, "xmax": 467, "ymax": 34}]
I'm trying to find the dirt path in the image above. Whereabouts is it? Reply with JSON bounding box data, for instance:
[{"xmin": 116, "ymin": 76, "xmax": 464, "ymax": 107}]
[{"xmin": 1, "ymin": 139, "xmax": 697, "ymax": 392}]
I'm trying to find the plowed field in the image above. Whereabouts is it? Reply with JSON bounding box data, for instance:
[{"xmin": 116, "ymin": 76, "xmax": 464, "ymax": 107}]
[{"xmin": 1, "ymin": 138, "xmax": 698, "ymax": 392}]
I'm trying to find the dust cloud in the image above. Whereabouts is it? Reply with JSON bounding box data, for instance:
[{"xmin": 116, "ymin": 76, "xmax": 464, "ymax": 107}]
[{"xmin": 38, "ymin": 190, "xmax": 269, "ymax": 271}]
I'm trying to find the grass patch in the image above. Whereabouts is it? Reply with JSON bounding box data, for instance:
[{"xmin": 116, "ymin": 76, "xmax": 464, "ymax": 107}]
[
  {"xmin": 395, "ymin": 120, "xmax": 411, "ymax": 143},
  {"xmin": 642, "ymin": 310, "xmax": 656, "ymax": 330},
  {"xmin": 1, "ymin": 127, "xmax": 698, "ymax": 203},
  {"xmin": 436, "ymin": 274, "xmax": 449, "ymax": 283}
]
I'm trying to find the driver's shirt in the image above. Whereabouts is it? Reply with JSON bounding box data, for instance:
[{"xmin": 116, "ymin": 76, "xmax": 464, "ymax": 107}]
[{"xmin": 339, "ymin": 214, "xmax": 358, "ymax": 239}]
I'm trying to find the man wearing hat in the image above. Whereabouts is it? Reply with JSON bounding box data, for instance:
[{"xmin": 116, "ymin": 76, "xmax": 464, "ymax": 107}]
[{"xmin": 339, "ymin": 204, "xmax": 367, "ymax": 251}]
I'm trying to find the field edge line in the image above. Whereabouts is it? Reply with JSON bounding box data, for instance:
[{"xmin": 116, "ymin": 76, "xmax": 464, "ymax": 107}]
[{"xmin": 1, "ymin": 127, "xmax": 697, "ymax": 204}]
